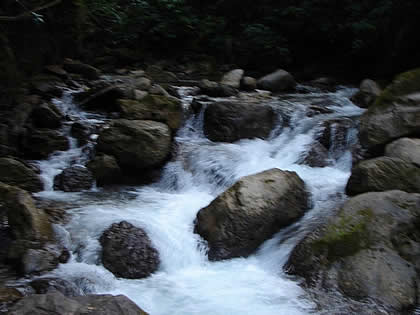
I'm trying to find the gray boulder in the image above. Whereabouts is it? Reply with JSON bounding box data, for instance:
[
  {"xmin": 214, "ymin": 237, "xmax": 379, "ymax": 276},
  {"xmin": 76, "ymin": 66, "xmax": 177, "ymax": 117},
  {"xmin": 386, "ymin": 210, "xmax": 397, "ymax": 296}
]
[
  {"xmin": 198, "ymin": 79, "xmax": 237, "ymax": 97},
  {"xmin": 220, "ymin": 69, "xmax": 244, "ymax": 88},
  {"xmin": 0, "ymin": 157, "xmax": 43, "ymax": 192},
  {"xmin": 30, "ymin": 277, "xmax": 82, "ymax": 297},
  {"xmin": 203, "ymin": 101, "xmax": 275, "ymax": 143},
  {"xmin": 100, "ymin": 221, "xmax": 160, "ymax": 279},
  {"xmin": 21, "ymin": 129, "xmax": 69, "ymax": 159},
  {"xmin": 194, "ymin": 169, "xmax": 309, "ymax": 260},
  {"xmin": 96, "ymin": 119, "xmax": 171, "ymax": 172},
  {"xmin": 346, "ymin": 157, "xmax": 420, "ymax": 195},
  {"xmin": 63, "ymin": 59, "xmax": 101, "ymax": 80},
  {"xmin": 118, "ymin": 94, "xmax": 183, "ymax": 131},
  {"xmin": 9, "ymin": 291, "xmax": 148, "ymax": 315},
  {"xmin": 257, "ymin": 69, "xmax": 296, "ymax": 92},
  {"xmin": 285, "ymin": 191, "xmax": 420, "ymax": 312},
  {"xmin": 53, "ymin": 166, "xmax": 94, "ymax": 192},
  {"xmin": 87, "ymin": 154, "xmax": 122, "ymax": 186},
  {"xmin": 351, "ymin": 79, "xmax": 381, "ymax": 108},
  {"xmin": 385, "ymin": 137, "xmax": 420, "ymax": 166},
  {"xmin": 240, "ymin": 76, "xmax": 257, "ymax": 91},
  {"xmin": 359, "ymin": 69, "xmax": 420, "ymax": 154}
]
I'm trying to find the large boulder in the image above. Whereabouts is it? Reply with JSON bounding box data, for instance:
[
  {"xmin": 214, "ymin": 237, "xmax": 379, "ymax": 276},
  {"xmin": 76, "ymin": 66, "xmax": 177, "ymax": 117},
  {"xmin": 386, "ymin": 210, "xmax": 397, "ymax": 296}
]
[
  {"xmin": 346, "ymin": 157, "xmax": 420, "ymax": 195},
  {"xmin": 30, "ymin": 277, "xmax": 81, "ymax": 297},
  {"xmin": 118, "ymin": 94, "xmax": 183, "ymax": 130},
  {"xmin": 53, "ymin": 166, "xmax": 94, "ymax": 192},
  {"xmin": 77, "ymin": 83, "xmax": 126, "ymax": 112},
  {"xmin": 240, "ymin": 76, "xmax": 257, "ymax": 91},
  {"xmin": 220, "ymin": 69, "xmax": 244, "ymax": 88},
  {"xmin": 31, "ymin": 103, "xmax": 63, "ymax": 129},
  {"xmin": 198, "ymin": 79, "xmax": 237, "ymax": 97},
  {"xmin": 63, "ymin": 59, "xmax": 101, "ymax": 80},
  {"xmin": 87, "ymin": 154, "xmax": 122, "ymax": 186},
  {"xmin": 9, "ymin": 291, "xmax": 148, "ymax": 315},
  {"xmin": 351, "ymin": 79, "xmax": 381, "ymax": 108},
  {"xmin": 203, "ymin": 101, "xmax": 275, "ymax": 143},
  {"xmin": 359, "ymin": 68, "xmax": 420, "ymax": 154},
  {"xmin": 0, "ymin": 157, "xmax": 43, "ymax": 192},
  {"xmin": 100, "ymin": 221, "xmax": 160, "ymax": 279},
  {"xmin": 285, "ymin": 191, "xmax": 420, "ymax": 312},
  {"xmin": 257, "ymin": 69, "xmax": 296, "ymax": 92},
  {"xmin": 96, "ymin": 119, "xmax": 171, "ymax": 172},
  {"xmin": 385, "ymin": 137, "xmax": 420, "ymax": 166},
  {"xmin": 194, "ymin": 169, "xmax": 309, "ymax": 260},
  {"xmin": 0, "ymin": 182, "xmax": 53, "ymax": 242},
  {"xmin": 21, "ymin": 129, "xmax": 69, "ymax": 159}
]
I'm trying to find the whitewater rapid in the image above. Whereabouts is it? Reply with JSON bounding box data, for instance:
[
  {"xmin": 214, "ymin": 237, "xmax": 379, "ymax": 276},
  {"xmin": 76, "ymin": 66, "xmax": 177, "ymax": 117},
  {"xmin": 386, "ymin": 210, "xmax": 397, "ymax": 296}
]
[{"xmin": 35, "ymin": 86, "xmax": 363, "ymax": 314}]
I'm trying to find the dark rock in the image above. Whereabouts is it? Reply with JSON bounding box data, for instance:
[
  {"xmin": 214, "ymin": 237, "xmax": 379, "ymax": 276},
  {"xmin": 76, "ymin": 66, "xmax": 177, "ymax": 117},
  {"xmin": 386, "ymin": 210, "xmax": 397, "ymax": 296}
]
[
  {"xmin": 45, "ymin": 65, "xmax": 68, "ymax": 79},
  {"xmin": 70, "ymin": 122, "xmax": 90, "ymax": 145},
  {"xmin": 297, "ymin": 141, "xmax": 331, "ymax": 167},
  {"xmin": 0, "ymin": 287, "xmax": 23, "ymax": 311},
  {"xmin": 63, "ymin": 59, "xmax": 101, "ymax": 80},
  {"xmin": 0, "ymin": 157, "xmax": 43, "ymax": 192},
  {"xmin": 203, "ymin": 101, "xmax": 275, "ymax": 143},
  {"xmin": 21, "ymin": 129, "xmax": 69, "ymax": 159},
  {"xmin": 96, "ymin": 119, "xmax": 171, "ymax": 172},
  {"xmin": 146, "ymin": 65, "xmax": 178, "ymax": 83},
  {"xmin": 148, "ymin": 84, "xmax": 170, "ymax": 97},
  {"xmin": 118, "ymin": 94, "xmax": 183, "ymax": 131},
  {"xmin": 53, "ymin": 166, "xmax": 93, "ymax": 192},
  {"xmin": 351, "ymin": 79, "xmax": 381, "ymax": 108},
  {"xmin": 240, "ymin": 76, "xmax": 257, "ymax": 91},
  {"xmin": 100, "ymin": 221, "xmax": 160, "ymax": 279},
  {"xmin": 257, "ymin": 69, "xmax": 296, "ymax": 92},
  {"xmin": 346, "ymin": 157, "xmax": 420, "ymax": 195},
  {"xmin": 77, "ymin": 83, "xmax": 126, "ymax": 112},
  {"xmin": 30, "ymin": 277, "xmax": 81, "ymax": 297},
  {"xmin": 31, "ymin": 103, "xmax": 63, "ymax": 129},
  {"xmin": 9, "ymin": 291, "xmax": 148, "ymax": 315},
  {"xmin": 198, "ymin": 79, "xmax": 238, "ymax": 97},
  {"xmin": 194, "ymin": 169, "xmax": 309, "ymax": 260},
  {"xmin": 87, "ymin": 154, "xmax": 122, "ymax": 186},
  {"xmin": 285, "ymin": 191, "xmax": 420, "ymax": 312},
  {"xmin": 30, "ymin": 75, "xmax": 63, "ymax": 98}
]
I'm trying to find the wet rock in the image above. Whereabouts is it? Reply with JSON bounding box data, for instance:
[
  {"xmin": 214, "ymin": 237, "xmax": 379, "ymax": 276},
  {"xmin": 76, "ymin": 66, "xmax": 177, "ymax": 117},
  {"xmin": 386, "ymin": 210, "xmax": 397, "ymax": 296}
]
[
  {"xmin": 198, "ymin": 79, "xmax": 238, "ymax": 97},
  {"xmin": 0, "ymin": 183, "xmax": 53, "ymax": 242},
  {"xmin": 53, "ymin": 166, "xmax": 93, "ymax": 192},
  {"xmin": 0, "ymin": 287, "xmax": 23, "ymax": 311},
  {"xmin": 100, "ymin": 221, "xmax": 160, "ymax": 279},
  {"xmin": 9, "ymin": 291, "xmax": 148, "ymax": 315},
  {"xmin": 31, "ymin": 102, "xmax": 63, "ymax": 129},
  {"xmin": 309, "ymin": 77, "xmax": 337, "ymax": 92},
  {"xmin": 0, "ymin": 157, "xmax": 43, "ymax": 192},
  {"xmin": 70, "ymin": 122, "xmax": 90, "ymax": 145},
  {"xmin": 203, "ymin": 101, "xmax": 275, "ymax": 143},
  {"xmin": 148, "ymin": 84, "xmax": 170, "ymax": 97},
  {"xmin": 21, "ymin": 128, "xmax": 69, "ymax": 159},
  {"xmin": 30, "ymin": 75, "xmax": 63, "ymax": 98},
  {"xmin": 346, "ymin": 157, "xmax": 420, "ymax": 195},
  {"xmin": 297, "ymin": 141, "xmax": 331, "ymax": 167},
  {"xmin": 87, "ymin": 154, "xmax": 122, "ymax": 186},
  {"xmin": 118, "ymin": 94, "xmax": 183, "ymax": 130},
  {"xmin": 385, "ymin": 137, "xmax": 420, "ymax": 166},
  {"xmin": 97, "ymin": 119, "xmax": 171, "ymax": 173},
  {"xmin": 77, "ymin": 83, "xmax": 126, "ymax": 112},
  {"xmin": 351, "ymin": 79, "xmax": 381, "ymax": 108},
  {"xmin": 45, "ymin": 65, "xmax": 68, "ymax": 79},
  {"xmin": 359, "ymin": 69, "xmax": 420, "ymax": 154},
  {"xmin": 240, "ymin": 76, "xmax": 257, "ymax": 91},
  {"xmin": 194, "ymin": 169, "xmax": 309, "ymax": 260},
  {"xmin": 257, "ymin": 69, "xmax": 296, "ymax": 92},
  {"xmin": 285, "ymin": 191, "xmax": 420, "ymax": 312},
  {"xmin": 30, "ymin": 277, "xmax": 81, "ymax": 297},
  {"xmin": 63, "ymin": 59, "xmax": 101, "ymax": 80},
  {"xmin": 220, "ymin": 69, "xmax": 244, "ymax": 88},
  {"xmin": 133, "ymin": 77, "xmax": 152, "ymax": 91}
]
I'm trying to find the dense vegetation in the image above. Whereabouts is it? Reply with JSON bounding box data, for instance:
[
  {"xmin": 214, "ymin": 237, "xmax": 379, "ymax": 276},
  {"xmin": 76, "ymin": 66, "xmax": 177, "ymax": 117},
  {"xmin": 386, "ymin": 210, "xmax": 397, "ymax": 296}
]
[{"xmin": 1, "ymin": 0, "xmax": 420, "ymax": 85}]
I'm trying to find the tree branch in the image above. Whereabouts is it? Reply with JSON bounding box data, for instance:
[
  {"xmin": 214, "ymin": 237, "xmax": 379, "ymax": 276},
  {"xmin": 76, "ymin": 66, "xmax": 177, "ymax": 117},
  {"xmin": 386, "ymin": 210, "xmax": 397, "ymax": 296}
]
[{"xmin": 0, "ymin": 0, "xmax": 62, "ymax": 22}]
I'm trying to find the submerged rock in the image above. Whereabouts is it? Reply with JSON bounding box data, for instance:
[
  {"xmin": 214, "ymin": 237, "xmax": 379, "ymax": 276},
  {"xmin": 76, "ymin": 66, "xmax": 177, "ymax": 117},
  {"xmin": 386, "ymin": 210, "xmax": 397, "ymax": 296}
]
[
  {"xmin": 346, "ymin": 157, "xmax": 420, "ymax": 195},
  {"xmin": 203, "ymin": 101, "xmax": 275, "ymax": 143},
  {"xmin": 0, "ymin": 157, "xmax": 43, "ymax": 192},
  {"xmin": 285, "ymin": 191, "xmax": 420, "ymax": 312},
  {"xmin": 100, "ymin": 221, "xmax": 160, "ymax": 279},
  {"xmin": 9, "ymin": 291, "xmax": 148, "ymax": 315},
  {"xmin": 257, "ymin": 69, "xmax": 296, "ymax": 92},
  {"xmin": 96, "ymin": 119, "xmax": 171, "ymax": 174},
  {"xmin": 194, "ymin": 168, "xmax": 309, "ymax": 260},
  {"xmin": 53, "ymin": 165, "xmax": 94, "ymax": 192}
]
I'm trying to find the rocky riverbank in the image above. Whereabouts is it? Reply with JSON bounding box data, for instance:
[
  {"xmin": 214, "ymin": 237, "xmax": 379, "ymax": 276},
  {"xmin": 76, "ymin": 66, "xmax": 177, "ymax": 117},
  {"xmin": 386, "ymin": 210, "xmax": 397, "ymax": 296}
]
[{"xmin": 1, "ymin": 59, "xmax": 420, "ymax": 314}]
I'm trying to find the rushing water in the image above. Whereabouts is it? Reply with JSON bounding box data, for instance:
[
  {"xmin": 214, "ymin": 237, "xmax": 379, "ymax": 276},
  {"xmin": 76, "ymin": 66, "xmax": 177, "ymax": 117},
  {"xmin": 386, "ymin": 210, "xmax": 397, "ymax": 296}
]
[{"xmin": 33, "ymin": 86, "xmax": 364, "ymax": 314}]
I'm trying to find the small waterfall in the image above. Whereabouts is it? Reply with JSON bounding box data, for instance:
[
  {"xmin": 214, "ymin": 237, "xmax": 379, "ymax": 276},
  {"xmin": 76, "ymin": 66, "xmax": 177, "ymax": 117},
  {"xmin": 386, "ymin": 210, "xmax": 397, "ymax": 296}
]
[{"xmin": 33, "ymin": 85, "xmax": 364, "ymax": 314}]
